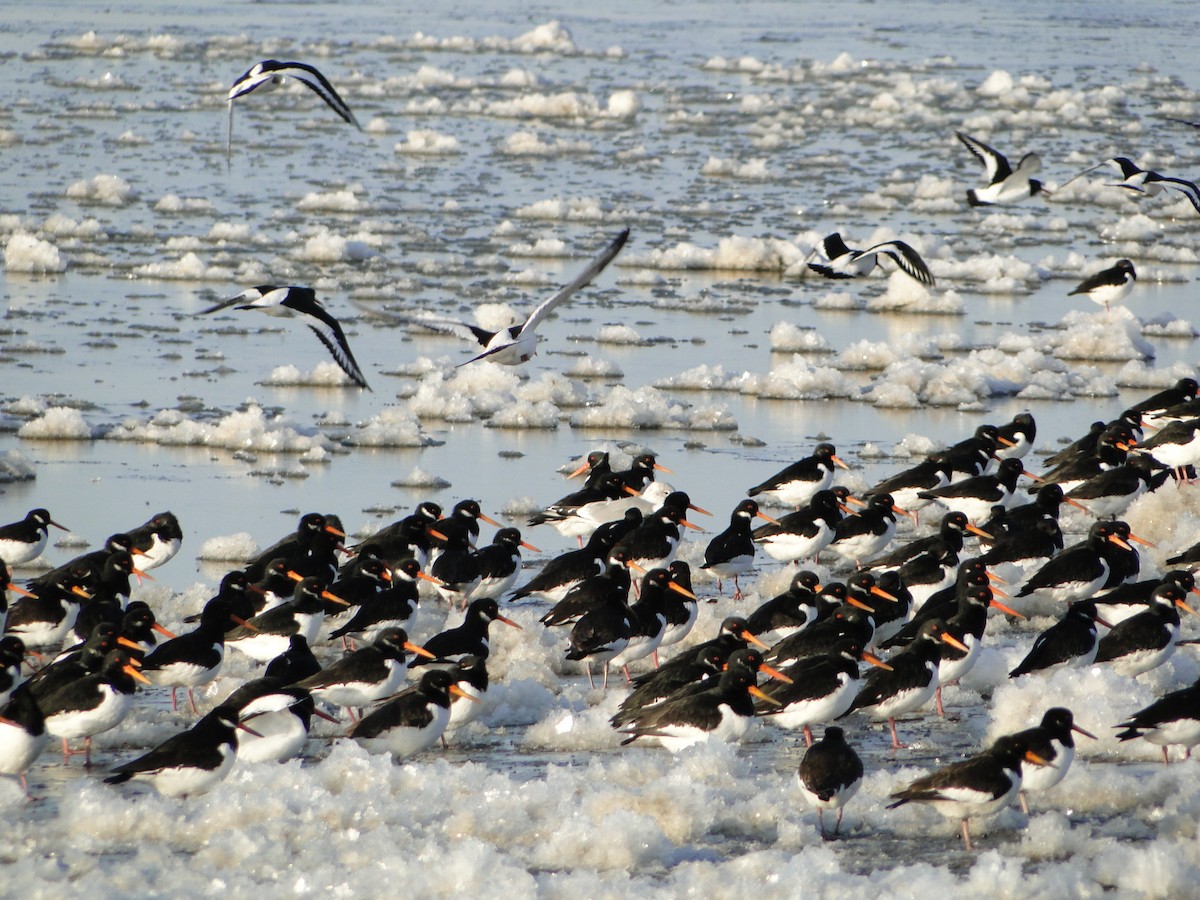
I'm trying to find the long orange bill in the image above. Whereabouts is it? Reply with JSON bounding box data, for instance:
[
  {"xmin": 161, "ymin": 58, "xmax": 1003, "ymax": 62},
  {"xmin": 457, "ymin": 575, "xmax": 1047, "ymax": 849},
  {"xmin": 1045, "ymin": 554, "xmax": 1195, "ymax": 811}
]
[
  {"xmin": 667, "ymin": 581, "xmax": 698, "ymax": 600},
  {"xmin": 837, "ymin": 503, "xmax": 856, "ymax": 515},
  {"xmin": 1065, "ymin": 497, "xmax": 1092, "ymax": 513},
  {"xmin": 870, "ymin": 586, "xmax": 899, "ymax": 603},
  {"xmin": 1020, "ymin": 469, "xmax": 1044, "ymax": 483},
  {"xmin": 1024, "ymin": 749, "xmax": 1056, "ymax": 768},
  {"xmin": 232, "ymin": 615, "xmax": 260, "ymax": 632},
  {"xmin": 380, "ymin": 569, "xmax": 394, "ymax": 583},
  {"xmin": 1126, "ymin": 532, "xmax": 1157, "ymax": 548},
  {"xmin": 862, "ymin": 651, "xmax": 894, "ymax": 671},
  {"xmin": 324, "ymin": 524, "xmax": 347, "ymax": 538},
  {"xmin": 988, "ymin": 598, "xmax": 1024, "ymax": 618},
  {"xmin": 479, "ymin": 513, "xmax": 503, "ymax": 529},
  {"xmin": 755, "ymin": 511, "xmax": 782, "ymax": 526},
  {"xmin": 520, "ymin": 540, "xmax": 542, "ymax": 553},
  {"xmin": 314, "ymin": 708, "xmax": 341, "ymax": 723},
  {"xmin": 405, "ymin": 641, "xmax": 438, "ymax": 660},
  {"xmin": 680, "ymin": 519, "xmax": 706, "ymax": 532},
  {"xmin": 286, "ymin": 569, "xmax": 305, "ymax": 582},
  {"xmin": 622, "ymin": 485, "xmax": 641, "ymax": 497},
  {"xmin": 71, "ymin": 586, "xmax": 93, "ymax": 600},
  {"xmin": 417, "ymin": 571, "xmax": 446, "ymax": 586},
  {"xmin": 130, "ymin": 547, "xmax": 150, "ymax": 558},
  {"xmin": 627, "ymin": 561, "xmax": 648, "ymax": 574},
  {"xmin": 940, "ymin": 632, "xmax": 969, "ymax": 653},
  {"xmin": 758, "ymin": 663, "xmax": 793, "ymax": 684},
  {"xmin": 321, "ymin": 590, "xmax": 351, "ymax": 607},
  {"xmin": 124, "ymin": 664, "xmax": 152, "ymax": 685},
  {"xmin": 748, "ymin": 685, "xmax": 783, "ymax": 707},
  {"xmin": 117, "ymin": 637, "xmax": 143, "ymax": 653},
  {"xmin": 450, "ymin": 684, "xmax": 483, "ymax": 702},
  {"xmin": 996, "ymin": 435, "xmax": 1016, "ymax": 448},
  {"xmin": 237, "ymin": 722, "xmax": 264, "ymax": 738},
  {"xmin": 844, "ymin": 494, "xmax": 868, "ymax": 508},
  {"xmin": 688, "ymin": 503, "xmax": 713, "ymax": 517},
  {"xmin": 5, "ymin": 583, "xmax": 37, "ymax": 599},
  {"xmin": 966, "ymin": 524, "xmax": 993, "ymax": 540},
  {"xmin": 739, "ymin": 630, "xmax": 770, "ymax": 650},
  {"xmin": 846, "ymin": 596, "xmax": 875, "ymax": 612},
  {"xmin": 654, "ymin": 463, "xmax": 674, "ymax": 474},
  {"xmin": 1107, "ymin": 535, "xmax": 1133, "ymax": 551},
  {"xmin": 132, "ymin": 566, "xmax": 155, "ymax": 582},
  {"xmin": 1095, "ymin": 614, "xmax": 1115, "ymax": 629},
  {"xmin": 428, "ymin": 528, "xmax": 450, "ymax": 542},
  {"xmin": 152, "ymin": 623, "xmax": 178, "ymax": 639},
  {"xmin": 1176, "ymin": 598, "xmax": 1198, "ymax": 616},
  {"xmin": 891, "ymin": 503, "xmax": 911, "ymax": 517},
  {"xmin": 832, "ymin": 455, "xmax": 851, "ymax": 470},
  {"xmin": 495, "ymin": 614, "xmax": 524, "ymax": 630},
  {"xmin": 1072, "ymin": 723, "xmax": 1098, "ymax": 740},
  {"xmin": 566, "ymin": 459, "xmax": 592, "ymax": 479}
]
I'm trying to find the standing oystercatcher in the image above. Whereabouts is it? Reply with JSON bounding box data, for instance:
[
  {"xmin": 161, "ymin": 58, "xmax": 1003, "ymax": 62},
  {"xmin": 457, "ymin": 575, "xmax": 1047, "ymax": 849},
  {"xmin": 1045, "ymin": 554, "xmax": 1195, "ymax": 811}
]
[
  {"xmin": 295, "ymin": 627, "xmax": 434, "ymax": 718},
  {"xmin": 1009, "ymin": 708, "xmax": 1095, "ymax": 812},
  {"xmin": 1095, "ymin": 583, "xmax": 1194, "ymax": 676},
  {"xmin": 1009, "ymin": 599, "xmax": 1112, "ymax": 677},
  {"xmin": 350, "ymin": 669, "xmax": 472, "ymax": 758},
  {"xmin": 42, "ymin": 648, "xmax": 148, "ymax": 766},
  {"xmin": 886, "ymin": 734, "xmax": 1048, "ymax": 850},
  {"xmin": 748, "ymin": 443, "xmax": 851, "ymax": 509},
  {"xmin": 1116, "ymin": 678, "xmax": 1200, "ymax": 762},
  {"xmin": 701, "ymin": 499, "xmax": 779, "ymax": 598},
  {"xmin": 798, "ymin": 725, "xmax": 864, "ymax": 838},
  {"xmin": 0, "ymin": 508, "xmax": 68, "ymax": 566},
  {"xmin": 141, "ymin": 597, "xmax": 245, "ymax": 714},
  {"xmin": 105, "ymin": 705, "xmax": 245, "ymax": 796},
  {"xmin": 1068, "ymin": 259, "xmax": 1137, "ymax": 312}
]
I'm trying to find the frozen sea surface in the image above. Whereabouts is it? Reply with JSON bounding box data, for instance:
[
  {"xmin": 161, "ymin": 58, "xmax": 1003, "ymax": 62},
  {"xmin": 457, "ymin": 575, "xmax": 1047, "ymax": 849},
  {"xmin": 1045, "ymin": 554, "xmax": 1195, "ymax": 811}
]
[{"xmin": 2, "ymin": 1, "xmax": 1200, "ymax": 896}]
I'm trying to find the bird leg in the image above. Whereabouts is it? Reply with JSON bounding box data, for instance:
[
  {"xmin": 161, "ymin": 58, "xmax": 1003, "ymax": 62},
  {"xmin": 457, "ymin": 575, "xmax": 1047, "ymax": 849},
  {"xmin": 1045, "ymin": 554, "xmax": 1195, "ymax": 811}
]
[
  {"xmin": 960, "ymin": 818, "xmax": 974, "ymax": 852},
  {"xmin": 803, "ymin": 724, "xmax": 814, "ymax": 748},
  {"xmin": 1019, "ymin": 791, "xmax": 1030, "ymax": 815},
  {"xmin": 84, "ymin": 736, "xmax": 93, "ymax": 769},
  {"xmin": 732, "ymin": 576, "xmax": 744, "ymax": 602},
  {"xmin": 935, "ymin": 686, "xmax": 946, "ymax": 717},
  {"xmin": 834, "ymin": 807, "xmax": 845, "ymax": 836},
  {"xmin": 188, "ymin": 688, "xmax": 199, "ymax": 717},
  {"xmin": 816, "ymin": 809, "xmax": 828, "ymax": 839},
  {"xmin": 170, "ymin": 687, "xmax": 179, "ymax": 712},
  {"xmin": 1163, "ymin": 746, "xmax": 1171, "ymax": 764},
  {"xmin": 601, "ymin": 662, "xmax": 610, "ymax": 690},
  {"xmin": 585, "ymin": 662, "xmax": 595, "ymax": 689},
  {"xmin": 888, "ymin": 717, "xmax": 909, "ymax": 750},
  {"xmin": 623, "ymin": 664, "xmax": 634, "ymax": 683},
  {"xmin": 60, "ymin": 737, "xmax": 74, "ymax": 765}
]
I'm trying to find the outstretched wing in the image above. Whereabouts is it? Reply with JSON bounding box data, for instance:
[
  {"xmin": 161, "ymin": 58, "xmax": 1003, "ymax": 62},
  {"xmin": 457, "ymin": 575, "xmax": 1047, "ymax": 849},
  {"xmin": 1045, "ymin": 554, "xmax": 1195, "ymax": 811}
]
[
  {"xmin": 1148, "ymin": 172, "xmax": 1200, "ymax": 214},
  {"xmin": 301, "ymin": 305, "xmax": 372, "ymax": 390},
  {"xmin": 956, "ymin": 131, "xmax": 1012, "ymax": 183},
  {"xmin": 229, "ymin": 60, "xmax": 361, "ymax": 129},
  {"xmin": 518, "ymin": 228, "xmax": 630, "ymax": 337},
  {"xmin": 866, "ymin": 240, "xmax": 936, "ymax": 286},
  {"xmin": 351, "ymin": 301, "xmax": 497, "ymax": 348},
  {"xmin": 196, "ymin": 285, "xmax": 288, "ymax": 316}
]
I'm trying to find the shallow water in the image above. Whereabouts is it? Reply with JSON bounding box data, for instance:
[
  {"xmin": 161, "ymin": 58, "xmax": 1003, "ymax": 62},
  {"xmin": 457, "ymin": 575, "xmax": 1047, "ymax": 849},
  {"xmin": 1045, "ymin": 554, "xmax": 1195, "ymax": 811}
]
[{"xmin": 3, "ymin": 1, "xmax": 1200, "ymax": 895}]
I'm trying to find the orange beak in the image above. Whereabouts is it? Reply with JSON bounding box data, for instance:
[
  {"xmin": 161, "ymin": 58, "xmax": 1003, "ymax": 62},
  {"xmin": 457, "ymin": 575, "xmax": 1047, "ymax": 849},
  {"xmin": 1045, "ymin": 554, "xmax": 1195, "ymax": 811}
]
[
  {"xmin": 478, "ymin": 512, "xmax": 502, "ymax": 529},
  {"xmin": 5, "ymin": 583, "xmax": 37, "ymax": 599},
  {"xmin": 324, "ymin": 524, "xmax": 346, "ymax": 538},
  {"xmin": 940, "ymin": 632, "xmax": 969, "ymax": 653},
  {"xmin": 748, "ymin": 685, "xmax": 783, "ymax": 706},
  {"xmin": 996, "ymin": 435, "xmax": 1016, "ymax": 448},
  {"xmin": 654, "ymin": 463, "xmax": 674, "ymax": 474},
  {"xmin": 831, "ymin": 455, "xmax": 851, "ymax": 470},
  {"xmin": 428, "ymin": 528, "xmax": 450, "ymax": 543},
  {"xmin": 321, "ymin": 590, "xmax": 351, "ymax": 607},
  {"xmin": 1072, "ymin": 723, "xmax": 1098, "ymax": 740},
  {"xmin": 450, "ymin": 684, "xmax": 482, "ymax": 702},
  {"xmin": 1106, "ymin": 534, "xmax": 1133, "ymax": 551},
  {"xmin": 755, "ymin": 511, "xmax": 782, "ymax": 526},
  {"xmin": 846, "ymin": 595, "xmax": 875, "ymax": 612},
  {"xmin": 667, "ymin": 581, "xmax": 698, "ymax": 600},
  {"xmin": 966, "ymin": 524, "xmax": 993, "ymax": 540},
  {"xmin": 688, "ymin": 503, "xmax": 713, "ymax": 517},
  {"xmin": 870, "ymin": 586, "xmax": 899, "ymax": 603},
  {"xmin": 405, "ymin": 641, "xmax": 438, "ymax": 660},
  {"xmin": 125, "ymin": 664, "xmax": 152, "ymax": 685},
  {"xmin": 231, "ymin": 615, "xmax": 260, "ymax": 632},
  {"xmin": 1065, "ymin": 497, "xmax": 1092, "ymax": 513},
  {"xmin": 567, "ymin": 459, "xmax": 592, "ymax": 479},
  {"xmin": 680, "ymin": 519, "xmax": 706, "ymax": 532},
  {"xmin": 739, "ymin": 630, "xmax": 770, "ymax": 650},
  {"xmin": 495, "ymin": 614, "xmax": 524, "ymax": 630},
  {"xmin": 758, "ymin": 662, "xmax": 793, "ymax": 684},
  {"xmin": 152, "ymin": 623, "xmax": 178, "ymax": 638},
  {"xmin": 988, "ymin": 597, "xmax": 1024, "ymax": 618},
  {"xmin": 1126, "ymin": 532, "xmax": 1156, "ymax": 549},
  {"xmin": 286, "ymin": 569, "xmax": 305, "ymax": 583},
  {"xmin": 520, "ymin": 540, "xmax": 542, "ymax": 553},
  {"xmin": 862, "ymin": 651, "xmax": 894, "ymax": 671},
  {"xmin": 417, "ymin": 571, "xmax": 446, "ymax": 586},
  {"xmin": 71, "ymin": 586, "xmax": 93, "ymax": 600},
  {"xmin": 117, "ymin": 637, "xmax": 143, "ymax": 653}
]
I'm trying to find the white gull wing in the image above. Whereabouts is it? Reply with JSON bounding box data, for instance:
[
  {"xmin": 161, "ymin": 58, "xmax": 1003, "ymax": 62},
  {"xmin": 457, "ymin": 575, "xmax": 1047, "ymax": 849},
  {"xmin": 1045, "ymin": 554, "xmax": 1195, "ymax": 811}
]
[{"xmin": 517, "ymin": 227, "xmax": 631, "ymax": 338}]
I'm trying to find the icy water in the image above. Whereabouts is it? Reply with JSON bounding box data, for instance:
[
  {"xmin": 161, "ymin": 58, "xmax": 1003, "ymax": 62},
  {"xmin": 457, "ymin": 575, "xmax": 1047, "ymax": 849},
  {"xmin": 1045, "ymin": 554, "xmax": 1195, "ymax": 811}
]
[{"xmin": 2, "ymin": 1, "xmax": 1200, "ymax": 896}]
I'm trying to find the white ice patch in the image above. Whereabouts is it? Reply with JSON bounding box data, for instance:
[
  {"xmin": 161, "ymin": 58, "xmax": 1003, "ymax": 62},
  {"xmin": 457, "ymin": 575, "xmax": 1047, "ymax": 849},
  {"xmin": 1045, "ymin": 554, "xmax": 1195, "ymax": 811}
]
[
  {"xmin": 16, "ymin": 407, "xmax": 94, "ymax": 440},
  {"xmin": 3, "ymin": 232, "xmax": 66, "ymax": 273}
]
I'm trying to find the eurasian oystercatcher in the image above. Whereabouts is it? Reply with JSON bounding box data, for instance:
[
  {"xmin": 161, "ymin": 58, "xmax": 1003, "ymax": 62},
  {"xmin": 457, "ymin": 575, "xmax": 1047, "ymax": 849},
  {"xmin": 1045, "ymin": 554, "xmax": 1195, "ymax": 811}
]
[
  {"xmin": 806, "ymin": 232, "xmax": 935, "ymax": 285},
  {"xmin": 798, "ymin": 725, "xmax": 864, "ymax": 838},
  {"xmin": 955, "ymin": 131, "xmax": 1045, "ymax": 206}
]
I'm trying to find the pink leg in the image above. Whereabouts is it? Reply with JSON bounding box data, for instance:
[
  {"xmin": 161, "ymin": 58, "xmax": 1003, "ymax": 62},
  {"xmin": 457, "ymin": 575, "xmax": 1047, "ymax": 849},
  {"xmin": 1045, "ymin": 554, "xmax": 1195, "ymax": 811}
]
[
  {"xmin": 889, "ymin": 717, "xmax": 909, "ymax": 750},
  {"xmin": 1019, "ymin": 791, "xmax": 1029, "ymax": 815},
  {"xmin": 936, "ymin": 686, "xmax": 946, "ymax": 717},
  {"xmin": 732, "ymin": 576, "xmax": 743, "ymax": 602},
  {"xmin": 188, "ymin": 688, "xmax": 199, "ymax": 716},
  {"xmin": 171, "ymin": 687, "xmax": 179, "ymax": 712},
  {"xmin": 961, "ymin": 818, "xmax": 974, "ymax": 851},
  {"xmin": 803, "ymin": 724, "xmax": 814, "ymax": 747}
]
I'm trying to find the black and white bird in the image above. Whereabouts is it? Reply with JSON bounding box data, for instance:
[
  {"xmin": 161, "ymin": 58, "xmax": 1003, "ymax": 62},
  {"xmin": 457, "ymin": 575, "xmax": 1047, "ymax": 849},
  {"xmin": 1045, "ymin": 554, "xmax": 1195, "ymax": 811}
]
[
  {"xmin": 955, "ymin": 131, "xmax": 1046, "ymax": 206},
  {"xmin": 105, "ymin": 705, "xmax": 246, "ymax": 797},
  {"xmin": 616, "ymin": 663, "xmax": 778, "ymax": 752},
  {"xmin": 1095, "ymin": 583, "xmax": 1195, "ymax": 676},
  {"xmin": 222, "ymin": 678, "xmax": 333, "ymax": 763},
  {"xmin": 1068, "ymin": 259, "xmax": 1137, "ymax": 312},
  {"xmin": 701, "ymin": 499, "xmax": 779, "ymax": 599},
  {"xmin": 806, "ymin": 233, "xmax": 935, "ymax": 286},
  {"xmin": 1066, "ymin": 156, "xmax": 1200, "ymax": 215},
  {"xmin": 1008, "ymin": 708, "xmax": 1095, "ymax": 813},
  {"xmin": 141, "ymin": 597, "xmax": 245, "ymax": 714},
  {"xmin": 125, "ymin": 511, "xmax": 183, "ymax": 571},
  {"xmin": 225, "ymin": 577, "xmax": 348, "ymax": 663},
  {"xmin": 227, "ymin": 59, "xmax": 361, "ymax": 163},
  {"xmin": 1116, "ymin": 678, "xmax": 1200, "ymax": 762},
  {"xmin": 827, "ymin": 493, "xmax": 905, "ymax": 569},
  {"xmin": 1008, "ymin": 599, "xmax": 1113, "ymax": 677},
  {"xmin": 753, "ymin": 490, "xmax": 850, "ymax": 564},
  {"xmin": 886, "ymin": 735, "xmax": 1048, "ymax": 851},
  {"xmin": 294, "ymin": 628, "xmax": 433, "ymax": 718},
  {"xmin": 0, "ymin": 508, "xmax": 68, "ymax": 566},
  {"xmin": 198, "ymin": 285, "xmax": 371, "ymax": 389},
  {"xmin": 350, "ymin": 669, "xmax": 473, "ymax": 758},
  {"xmin": 41, "ymin": 648, "xmax": 149, "ymax": 766},
  {"xmin": 1015, "ymin": 521, "xmax": 1132, "ymax": 605},
  {"xmin": 917, "ymin": 457, "xmax": 1034, "ymax": 524},
  {"xmin": 1135, "ymin": 418, "xmax": 1200, "ymax": 477},
  {"xmin": 798, "ymin": 726, "xmax": 864, "ymax": 839},
  {"xmin": 748, "ymin": 443, "xmax": 851, "ymax": 509},
  {"xmin": 362, "ymin": 229, "xmax": 630, "ymax": 366},
  {"xmin": 757, "ymin": 639, "xmax": 891, "ymax": 746},
  {"xmin": 0, "ymin": 685, "xmax": 48, "ymax": 799},
  {"xmin": 411, "ymin": 597, "xmax": 523, "ymax": 666},
  {"xmin": 842, "ymin": 619, "xmax": 967, "ymax": 749}
]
